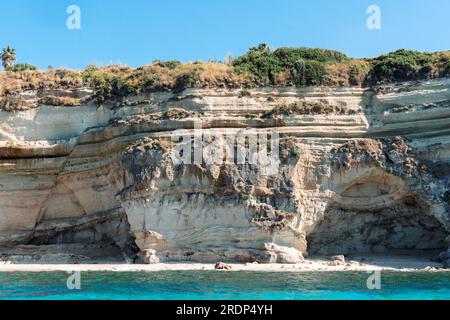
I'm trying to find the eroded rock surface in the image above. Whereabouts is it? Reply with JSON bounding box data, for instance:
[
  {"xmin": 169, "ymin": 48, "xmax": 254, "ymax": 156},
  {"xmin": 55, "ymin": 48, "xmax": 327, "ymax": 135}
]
[{"xmin": 0, "ymin": 79, "xmax": 449, "ymax": 264}]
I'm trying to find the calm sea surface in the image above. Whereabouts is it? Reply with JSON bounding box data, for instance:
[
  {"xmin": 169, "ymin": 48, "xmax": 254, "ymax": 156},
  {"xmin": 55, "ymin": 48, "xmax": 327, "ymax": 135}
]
[{"xmin": 0, "ymin": 271, "xmax": 449, "ymax": 300}]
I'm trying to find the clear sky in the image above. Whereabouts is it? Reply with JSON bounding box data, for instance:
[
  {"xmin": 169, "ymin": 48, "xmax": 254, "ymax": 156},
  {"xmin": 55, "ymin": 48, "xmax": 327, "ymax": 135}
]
[{"xmin": 0, "ymin": 0, "xmax": 449, "ymax": 69}]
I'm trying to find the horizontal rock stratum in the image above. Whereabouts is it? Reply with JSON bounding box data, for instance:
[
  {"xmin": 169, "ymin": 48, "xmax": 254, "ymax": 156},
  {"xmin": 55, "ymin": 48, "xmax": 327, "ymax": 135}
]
[{"xmin": 0, "ymin": 78, "xmax": 449, "ymax": 265}]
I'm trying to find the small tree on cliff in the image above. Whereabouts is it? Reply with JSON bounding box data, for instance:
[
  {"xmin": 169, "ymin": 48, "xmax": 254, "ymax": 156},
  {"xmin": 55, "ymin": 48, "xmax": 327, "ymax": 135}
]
[{"xmin": 1, "ymin": 47, "xmax": 16, "ymax": 70}]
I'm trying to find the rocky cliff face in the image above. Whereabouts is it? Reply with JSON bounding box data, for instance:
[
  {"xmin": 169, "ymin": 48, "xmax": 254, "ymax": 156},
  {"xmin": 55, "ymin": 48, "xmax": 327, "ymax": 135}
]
[{"xmin": 0, "ymin": 78, "xmax": 449, "ymax": 265}]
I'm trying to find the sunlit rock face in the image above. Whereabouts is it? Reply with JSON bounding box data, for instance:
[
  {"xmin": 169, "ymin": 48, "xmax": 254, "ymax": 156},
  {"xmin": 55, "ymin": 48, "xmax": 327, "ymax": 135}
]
[{"xmin": 0, "ymin": 79, "xmax": 449, "ymax": 264}]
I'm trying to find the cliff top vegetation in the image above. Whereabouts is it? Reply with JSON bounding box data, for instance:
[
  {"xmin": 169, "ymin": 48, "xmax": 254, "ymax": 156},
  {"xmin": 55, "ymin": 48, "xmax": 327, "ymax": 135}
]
[{"xmin": 1, "ymin": 44, "xmax": 449, "ymax": 105}]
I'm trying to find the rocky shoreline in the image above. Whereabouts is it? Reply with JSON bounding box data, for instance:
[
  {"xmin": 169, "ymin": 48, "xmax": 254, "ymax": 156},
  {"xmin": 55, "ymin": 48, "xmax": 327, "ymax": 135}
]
[{"xmin": 0, "ymin": 256, "xmax": 447, "ymax": 273}]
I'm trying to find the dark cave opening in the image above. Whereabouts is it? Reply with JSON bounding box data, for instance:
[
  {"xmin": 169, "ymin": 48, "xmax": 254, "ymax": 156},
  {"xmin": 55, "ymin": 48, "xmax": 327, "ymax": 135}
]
[{"xmin": 306, "ymin": 195, "xmax": 448, "ymax": 256}]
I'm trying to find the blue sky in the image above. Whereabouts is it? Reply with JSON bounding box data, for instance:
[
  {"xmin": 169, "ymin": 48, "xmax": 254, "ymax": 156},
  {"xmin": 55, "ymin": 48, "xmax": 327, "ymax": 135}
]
[{"xmin": 0, "ymin": 0, "xmax": 449, "ymax": 69}]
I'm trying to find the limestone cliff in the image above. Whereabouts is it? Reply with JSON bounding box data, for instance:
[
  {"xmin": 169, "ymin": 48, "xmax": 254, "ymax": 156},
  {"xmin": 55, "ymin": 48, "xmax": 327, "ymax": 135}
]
[{"xmin": 0, "ymin": 78, "xmax": 449, "ymax": 265}]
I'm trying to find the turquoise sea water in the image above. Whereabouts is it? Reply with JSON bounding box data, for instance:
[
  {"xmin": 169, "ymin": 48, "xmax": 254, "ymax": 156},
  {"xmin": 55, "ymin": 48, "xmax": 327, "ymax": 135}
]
[{"xmin": 0, "ymin": 271, "xmax": 449, "ymax": 300}]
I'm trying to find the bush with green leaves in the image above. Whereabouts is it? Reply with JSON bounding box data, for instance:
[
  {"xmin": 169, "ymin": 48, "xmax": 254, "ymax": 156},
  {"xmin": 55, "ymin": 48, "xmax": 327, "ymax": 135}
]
[
  {"xmin": 291, "ymin": 148, "xmax": 301, "ymax": 158},
  {"xmin": 6, "ymin": 63, "xmax": 38, "ymax": 72},
  {"xmin": 367, "ymin": 49, "xmax": 433, "ymax": 84},
  {"xmin": 232, "ymin": 44, "xmax": 284, "ymax": 85},
  {"xmin": 273, "ymin": 47, "xmax": 348, "ymax": 64},
  {"xmin": 95, "ymin": 75, "xmax": 136, "ymax": 103},
  {"xmin": 82, "ymin": 65, "xmax": 136, "ymax": 103},
  {"xmin": 232, "ymin": 44, "xmax": 347, "ymax": 86},
  {"xmin": 290, "ymin": 60, "xmax": 327, "ymax": 86}
]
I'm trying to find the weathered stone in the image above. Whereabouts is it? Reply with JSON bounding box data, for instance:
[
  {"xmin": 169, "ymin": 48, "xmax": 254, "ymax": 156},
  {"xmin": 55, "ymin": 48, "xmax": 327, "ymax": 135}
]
[
  {"xmin": 0, "ymin": 81, "xmax": 449, "ymax": 263},
  {"xmin": 138, "ymin": 249, "xmax": 160, "ymax": 264},
  {"xmin": 330, "ymin": 255, "xmax": 346, "ymax": 264},
  {"xmin": 215, "ymin": 262, "xmax": 233, "ymax": 270}
]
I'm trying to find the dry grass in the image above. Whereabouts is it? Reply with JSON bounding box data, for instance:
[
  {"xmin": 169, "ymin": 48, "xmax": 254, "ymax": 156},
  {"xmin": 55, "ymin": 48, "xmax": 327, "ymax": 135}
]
[
  {"xmin": 0, "ymin": 95, "xmax": 33, "ymax": 111},
  {"xmin": 39, "ymin": 95, "xmax": 81, "ymax": 106},
  {"xmin": 78, "ymin": 62, "xmax": 253, "ymax": 103},
  {"xmin": 324, "ymin": 60, "xmax": 371, "ymax": 86},
  {"xmin": 0, "ymin": 69, "xmax": 84, "ymax": 111},
  {"xmin": 0, "ymin": 69, "xmax": 82, "ymax": 96},
  {"xmin": 196, "ymin": 63, "xmax": 253, "ymax": 88},
  {"xmin": 127, "ymin": 62, "xmax": 252, "ymax": 92}
]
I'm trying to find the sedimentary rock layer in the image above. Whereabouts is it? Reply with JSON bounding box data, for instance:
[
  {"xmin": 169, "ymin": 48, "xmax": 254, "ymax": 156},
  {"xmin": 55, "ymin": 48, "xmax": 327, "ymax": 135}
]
[{"xmin": 0, "ymin": 78, "xmax": 449, "ymax": 264}]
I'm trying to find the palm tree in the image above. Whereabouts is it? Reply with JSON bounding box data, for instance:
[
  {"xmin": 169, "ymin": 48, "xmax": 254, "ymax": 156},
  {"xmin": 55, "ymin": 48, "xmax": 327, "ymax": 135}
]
[{"xmin": 1, "ymin": 47, "xmax": 16, "ymax": 69}]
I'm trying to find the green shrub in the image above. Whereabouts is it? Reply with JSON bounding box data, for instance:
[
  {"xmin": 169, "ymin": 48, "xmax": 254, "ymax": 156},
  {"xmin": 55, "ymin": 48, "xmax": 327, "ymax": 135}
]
[
  {"xmin": 241, "ymin": 194, "xmax": 252, "ymax": 201},
  {"xmin": 88, "ymin": 72, "xmax": 135, "ymax": 103},
  {"xmin": 89, "ymin": 73, "xmax": 114, "ymax": 103},
  {"xmin": 234, "ymin": 46, "xmax": 449, "ymax": 87},
  {"xmin": 273, "ymin": 47, "xmax": 348, "ymax": 64},
  {"xmin": 232, "ymin": 44, "xmax": 284, "ymax": 85},
  {"xmin": 291, "ymin": 148, "xmax": 301, "ymax": 158},
  {"xmin": 233, "ymin": 44, "xmax": 346, "ymax": 86},
  {"xmin": 81, "ymin": 64, "xmax": 98, "ymax": 82},
  {"xmin": 6, "ymin": 63, "xmax": 38, "ymax": 72},
  {"xmin": 290, "ymin": 60, "xmax": 327, "ymax": 86},
  {"xmin": 368, "ymin": 49, "xmax": 433, "ymax": 84}
]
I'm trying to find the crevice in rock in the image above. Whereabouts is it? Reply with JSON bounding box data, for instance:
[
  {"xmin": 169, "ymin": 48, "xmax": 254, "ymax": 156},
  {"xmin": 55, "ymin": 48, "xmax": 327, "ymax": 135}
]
[
  {"xmin": 25, "ymin": 209, "xmax": 140, "ymax": 263},
  {"xmin": 307, "ymin": 194, "xmax": 448, "ymax": 256}
]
